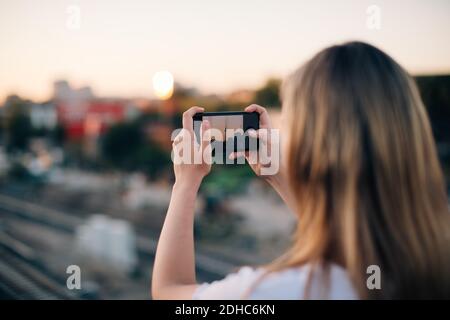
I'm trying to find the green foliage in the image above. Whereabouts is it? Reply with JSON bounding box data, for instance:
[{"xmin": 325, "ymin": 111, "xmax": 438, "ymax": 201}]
[
  {"xmin": 416, "ymin": 75, "xmax": 450, "ymax": 187},
  {"xmin": 416, "ymin": 75, "xmax": 450, "ymax": 143},
  {"xmin": 101, "ymin": 122, "xmax": 141, "ymax": 169},
  {"xmin": 6, "ymin": 112, "xmax": 33, "ymax": 152},
  {"xmin": 202, "ymin": 164, "xmax": 254, "ymax": 196},
  {"xmin": 101, "ymin": 120, "xmax": 170, "ymax": 180},
  {"xmin": 254, "ymin": 78, "xmax": 281, "ymax": 108},
  {"xmin": 199, "ymin": 164, "xmax": 255, "ymax": 214},
  {"xmin": 134, "ymin": 144, "xmax": 171, "ymax": 179}
]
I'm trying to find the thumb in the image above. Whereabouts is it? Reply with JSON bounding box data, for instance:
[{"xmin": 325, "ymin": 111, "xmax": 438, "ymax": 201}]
[
  {"xmin": 201, "ymin": 120, "xmax": 212, "ymax": 162},
  {"xmin": 248, "ymin": 128, "xmax": 268, "ymax": 144}
]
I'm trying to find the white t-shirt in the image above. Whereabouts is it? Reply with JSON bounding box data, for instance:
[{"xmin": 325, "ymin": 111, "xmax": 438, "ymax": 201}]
[{"xmin": 193, "ymin": 264, "xmax": 357, "ymax": 300}]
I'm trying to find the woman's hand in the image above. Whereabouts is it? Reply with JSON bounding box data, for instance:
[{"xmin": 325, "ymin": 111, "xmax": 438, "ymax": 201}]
[
  {"xmin": 172, "ymin": 106, "xmax": 211, "ymax": 188},
  {"xmin": 229, "ymin": 104, "xmax": 280, "ymax": 180},
  {"xmin": 230, "ymin": 104, "xmax": 296, "ymax": 213},
  {"xmin": 231, "ymin": 104, "xmax": 275, "ymax": 177}
]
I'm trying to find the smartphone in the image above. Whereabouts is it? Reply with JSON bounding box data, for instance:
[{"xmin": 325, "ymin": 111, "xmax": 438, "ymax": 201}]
[{"xmin": 193, "ymin": 111, "xmax": 259, "ymax": 157}]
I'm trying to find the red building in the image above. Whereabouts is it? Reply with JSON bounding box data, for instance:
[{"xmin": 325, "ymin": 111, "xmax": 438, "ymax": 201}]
[{"xmin": 57, "ymin": 100, "xmax": 127, "ymax": 140}]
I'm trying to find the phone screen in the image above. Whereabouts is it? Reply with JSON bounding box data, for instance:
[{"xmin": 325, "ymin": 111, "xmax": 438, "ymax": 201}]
[{"xmin": 193, "ymin": 111, "xmax": 259, "ymax": 160}]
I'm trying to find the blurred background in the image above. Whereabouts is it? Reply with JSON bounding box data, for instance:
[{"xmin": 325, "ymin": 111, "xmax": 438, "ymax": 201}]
[{"xmin": 0, "ymin": 0, "xmax": 449, "ymax": 299}]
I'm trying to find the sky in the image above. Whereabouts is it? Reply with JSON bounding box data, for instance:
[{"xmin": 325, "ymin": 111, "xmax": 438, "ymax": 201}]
[{"xmin": 0, "ymin": 0, "xmax": 450, "ymax": 102}]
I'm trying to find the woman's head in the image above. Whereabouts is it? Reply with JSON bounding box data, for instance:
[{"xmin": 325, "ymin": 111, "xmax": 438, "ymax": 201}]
[{"xmin": 279, "ymin": 41, "xmax": 450, "ymax": 298}]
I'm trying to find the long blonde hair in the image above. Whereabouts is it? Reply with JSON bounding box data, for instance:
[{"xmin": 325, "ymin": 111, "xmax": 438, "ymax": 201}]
[{"xmin": 272, "ymin": 41, "xmax": 450, "ymax": 299}]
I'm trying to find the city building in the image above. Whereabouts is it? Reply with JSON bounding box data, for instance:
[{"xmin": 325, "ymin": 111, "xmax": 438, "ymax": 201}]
[
  {"xmin": 53, "ymin": 81, "xmax": 140, "ymax": 140},
  {"xmin": 30, "ymin": 102, "xmax": 57, "ymax": 130}
]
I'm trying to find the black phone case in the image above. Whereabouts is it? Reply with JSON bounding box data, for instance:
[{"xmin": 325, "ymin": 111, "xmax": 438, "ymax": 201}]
[{"xmin": 192, "ymin": 111, "xmax": 259, "ymax": 155}]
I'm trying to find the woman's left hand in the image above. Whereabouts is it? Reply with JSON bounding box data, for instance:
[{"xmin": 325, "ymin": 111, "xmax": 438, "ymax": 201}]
[{"xmin": 172, "ymin": 106, "xmax": 211, "ymax": 187}]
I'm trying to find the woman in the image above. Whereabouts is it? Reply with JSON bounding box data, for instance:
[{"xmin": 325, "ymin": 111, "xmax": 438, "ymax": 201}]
[{"xmin": 152, "ymin": 41, "xmax": 450, "ymax": 299}]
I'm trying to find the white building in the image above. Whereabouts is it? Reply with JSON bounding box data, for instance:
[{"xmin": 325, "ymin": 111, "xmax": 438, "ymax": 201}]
[{"xmin": 29, "ymin": 102, "xmax": 58, "ymax": 130}]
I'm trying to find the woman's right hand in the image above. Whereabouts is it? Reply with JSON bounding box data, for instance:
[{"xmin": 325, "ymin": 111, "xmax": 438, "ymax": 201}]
[
  {"xmin": 230, "ymin": 104, "xmax": 274, "ymax": 177},
  {"xmin": 230, "ymin": 104, "xmax": 296, "ymax": 212}
]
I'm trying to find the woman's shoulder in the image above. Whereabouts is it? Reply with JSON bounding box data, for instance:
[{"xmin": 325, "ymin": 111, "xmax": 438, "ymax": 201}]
[{"xmin": 193, "ymin": 263, "xmax": 357, "ymax": 300}]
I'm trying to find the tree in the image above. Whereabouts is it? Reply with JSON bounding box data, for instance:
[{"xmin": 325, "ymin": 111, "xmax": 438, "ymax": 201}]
[
  {"xmin": 101, "ymin": 120, "xmax": 170, "ymax": 180},
  {"xmin": 254, "ymin": 78, "xmax": 281, "ymax": 108},
  {"xmin": 135, "ymin": 144, "xmax": 170, "ymax": 179},
  {"xmin": 6, "ymin": 112, "xmax": 33, "ymax": 152},
  {"xmin": 416, "ymin": 75, "xmax": 450, "ymax": 144},
  {"xmin": 101, "ymin": 122, "xmax": 142, "ymax": 170}
]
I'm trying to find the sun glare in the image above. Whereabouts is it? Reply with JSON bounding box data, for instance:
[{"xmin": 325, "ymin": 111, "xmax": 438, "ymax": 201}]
[{"xmin": 152, "ymin": 71, "xmax": 174, "ymax": 100}]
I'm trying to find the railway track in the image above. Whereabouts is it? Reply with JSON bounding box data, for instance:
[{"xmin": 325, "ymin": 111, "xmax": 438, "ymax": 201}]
[
  {"xmin": 0, "ymin": 232, "xmax": 77, "ymax": 299},
  {"xmin": 0, "ymin": 192, "xmax": 240, "ymax": 294}
]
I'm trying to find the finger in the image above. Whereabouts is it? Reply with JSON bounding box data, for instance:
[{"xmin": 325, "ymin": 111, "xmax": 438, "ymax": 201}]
[
  {"xmin": 173, "ymin": 130, "xmax": 183, "ymax": 145},
  {"xmin": 172, "ymin": 130, "xmax": 190, "ymax": 159},
  {"xmin": 245, "ymin": 104, "xmax": 271, "ymax": 128},
  {"xmin": 172, "ymin": 135, "xmax": 183, "ymax": 161},
  {"xmin": 228, "ymin": 151, "xmax": 246, "ymax": 160},
  {"xmin": 247, "ymin": 128, "xmax": 268, "ymax": 146},
  {"xmin": 182, "ymin": 106, "xmax": 204, "ymax": 132},
  {"xmin": 201, "ymin": 120, "xmax": 213, "ymax": 164},
  {"xmin": 201, "ymin": 119, "xmax": 210, "ymax": 151},
  {"xmin": 247, "ymin": 128, "xmax": 258, "ymax": 139}
]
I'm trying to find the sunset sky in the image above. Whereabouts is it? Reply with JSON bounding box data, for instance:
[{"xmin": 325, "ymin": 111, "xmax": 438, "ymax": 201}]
[{"xmin": 1, "ymin": 0, "xmax": 450, "ymax": 102}]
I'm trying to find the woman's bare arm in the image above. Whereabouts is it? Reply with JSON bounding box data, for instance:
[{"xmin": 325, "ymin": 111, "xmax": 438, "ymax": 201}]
[
  {"xmin": 151, "ymin": 179, "xmax": 201, "ymax": 299},
  {"xmin": 151, "ymin": 106, "xmax": 211, "ymax": 299}
]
